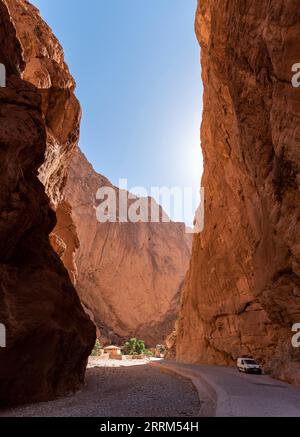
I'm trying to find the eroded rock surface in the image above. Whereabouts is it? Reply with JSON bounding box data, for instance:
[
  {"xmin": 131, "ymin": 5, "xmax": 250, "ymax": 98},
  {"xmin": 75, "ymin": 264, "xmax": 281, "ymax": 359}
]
[
  {"xmin": 53, "ymin": 149, "xmax": 192, "ymax": 346},
  {"xmin": 4, "ymin": 0, "xmax": 81, "ymax": 207},
  {"xmin": 0, "ymin": 0, "xmax": 95, "ymax": 406},
  {"xmin": 177, "ymin": 0, "xmax": 300, "ymax": 385}
]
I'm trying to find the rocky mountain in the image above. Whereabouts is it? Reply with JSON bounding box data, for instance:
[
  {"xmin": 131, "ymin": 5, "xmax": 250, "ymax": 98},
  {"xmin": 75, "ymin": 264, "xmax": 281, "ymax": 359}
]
[
  {"xmin": 53, "ymin": 148, "xmax": 192, "ymax": 346},
  {"xmin": 0, "ymin": 0, "xmax": 95, "ymax": 406},
  {"xmin": 176, "ymin": 0, "xmax": 300, "ymax": 385}
]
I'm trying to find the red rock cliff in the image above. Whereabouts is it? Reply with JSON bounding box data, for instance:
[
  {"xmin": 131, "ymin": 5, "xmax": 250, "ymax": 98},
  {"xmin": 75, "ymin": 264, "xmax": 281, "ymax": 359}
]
[
  {"xmin": 177, "ymin": 0, "xmax": 300, "ymax": 385},
  {"xmin": 53, "ymin": 149, "xmax": 192, "ymax": 346},
  {"xmin": 4, "ymin": 0, "xmax": 81, "ymax": 206},
  {"xmin": 0, "ymin": 0, "xmax": 95, "ymax": 406}
]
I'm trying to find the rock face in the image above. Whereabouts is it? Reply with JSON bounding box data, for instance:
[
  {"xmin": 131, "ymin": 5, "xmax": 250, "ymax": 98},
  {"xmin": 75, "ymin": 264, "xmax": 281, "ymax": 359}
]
[
  {"xmin": 0, "ymin": 0, "xmax": 95, "ymax": 406},
  {"xmin": 177, "ymin": 0, "xmax": 300, "ymax": 385},
  {"xmin": 53, "ymin": 149, "xmax": 192, "ymax": 346},
  {"xmin": 4, "ymin": 0, "xmax": 81, "ymax": 207}
]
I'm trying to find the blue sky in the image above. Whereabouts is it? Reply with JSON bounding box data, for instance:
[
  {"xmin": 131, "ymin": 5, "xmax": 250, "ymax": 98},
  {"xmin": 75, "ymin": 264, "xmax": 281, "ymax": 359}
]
[{"xmin": 32, "ymin": 0, "xmax": 203, "ymax": 225}]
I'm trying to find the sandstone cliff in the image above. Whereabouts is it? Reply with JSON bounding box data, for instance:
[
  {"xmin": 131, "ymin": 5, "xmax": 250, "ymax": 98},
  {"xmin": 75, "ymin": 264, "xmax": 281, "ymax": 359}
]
[
  {"xmin": 177, "ymin": 0, "xmax": 300, "ymax": 385},
  {"xmin": 53, "ymin": 149, "xmax": 192, "ymax": 346},
  {"xmin": 4, "ymin": 0, "xmax": 81, "ymax": 206},
  {"xmin": 0, "ymin": 0, "xmax": 95, "ymax": 406}
]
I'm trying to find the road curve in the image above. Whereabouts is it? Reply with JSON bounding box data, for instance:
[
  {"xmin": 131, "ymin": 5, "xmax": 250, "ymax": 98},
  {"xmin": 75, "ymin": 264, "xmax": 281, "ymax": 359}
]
[{"xmin": 152, "ymin": 361, "xmax": 300, "ymax": 417}]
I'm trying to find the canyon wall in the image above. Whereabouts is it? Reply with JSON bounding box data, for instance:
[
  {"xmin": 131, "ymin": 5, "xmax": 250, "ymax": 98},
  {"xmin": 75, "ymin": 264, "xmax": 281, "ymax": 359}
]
[
  {"xmin": 4, "ymin": 0, "xmax": 81, "ymax": 206},
  {"xmin": 0, "ymin": 0, "xmax": 95, "ymax": 406},
  {"xmin": 53, "ymin": 149, "xmax": 192, "ymax": 346},
  {"xmin": 177, "ymin": 0, "xmax": 300, "ymax": 385}
]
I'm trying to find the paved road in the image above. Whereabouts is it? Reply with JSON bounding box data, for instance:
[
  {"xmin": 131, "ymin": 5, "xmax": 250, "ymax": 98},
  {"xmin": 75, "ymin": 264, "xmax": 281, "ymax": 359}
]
[{"xmin": 153, "ymin": 361, "xmax": 300, "ymax": 417}]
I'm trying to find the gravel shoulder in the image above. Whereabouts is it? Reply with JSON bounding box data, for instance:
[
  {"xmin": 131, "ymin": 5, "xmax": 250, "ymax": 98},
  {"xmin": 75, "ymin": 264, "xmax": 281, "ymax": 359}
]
[{"xmin": 0, "ymin": 360, "xmax": 200, "ymax": 417}]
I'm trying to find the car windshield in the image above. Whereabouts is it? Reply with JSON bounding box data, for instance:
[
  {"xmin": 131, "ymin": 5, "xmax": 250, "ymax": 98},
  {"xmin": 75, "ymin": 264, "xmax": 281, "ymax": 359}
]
[{"xmin": 244, "ymin": 359, "xmax": 258, "ymax": 365}]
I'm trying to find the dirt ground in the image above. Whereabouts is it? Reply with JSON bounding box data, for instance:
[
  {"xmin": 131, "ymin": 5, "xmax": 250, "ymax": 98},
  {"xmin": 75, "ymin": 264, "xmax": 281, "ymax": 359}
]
[{"xmin": 0, "ymin": 359, "xmax": 200, "ymax": 417}]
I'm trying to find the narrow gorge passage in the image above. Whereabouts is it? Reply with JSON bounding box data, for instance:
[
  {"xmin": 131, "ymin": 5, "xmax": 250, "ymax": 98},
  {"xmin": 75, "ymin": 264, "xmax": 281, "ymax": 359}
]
[{"xmin": 0, "ymin": 0, "xmax": 300, "ymax": 421}]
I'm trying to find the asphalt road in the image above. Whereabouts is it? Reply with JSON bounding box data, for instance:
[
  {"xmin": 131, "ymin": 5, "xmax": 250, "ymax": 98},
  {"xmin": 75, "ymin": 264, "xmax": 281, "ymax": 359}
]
[
  {"xmin": 2, "ymin": 358, "xmax": 300, "ymax": 417},
  {"xmin": 155, "ymin": 361, "xmax": 300, "ymax": 417}
]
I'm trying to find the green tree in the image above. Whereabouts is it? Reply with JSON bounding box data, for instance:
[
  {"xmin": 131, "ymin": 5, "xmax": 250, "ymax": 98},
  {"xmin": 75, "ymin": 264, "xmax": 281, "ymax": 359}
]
[
  {"xmin": 91, "ymin": 339, "xmax": 102, "ymax": 356},
  {"xmin": 123, "ymin": 338, "xmax": 146, "ymax": 355}
]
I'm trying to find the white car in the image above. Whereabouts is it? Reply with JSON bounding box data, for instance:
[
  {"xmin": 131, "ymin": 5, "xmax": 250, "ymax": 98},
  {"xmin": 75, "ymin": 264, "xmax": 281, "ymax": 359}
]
[{"xmin": 237, "ymin": 357, "xmax": 262, "ymax": 374}]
